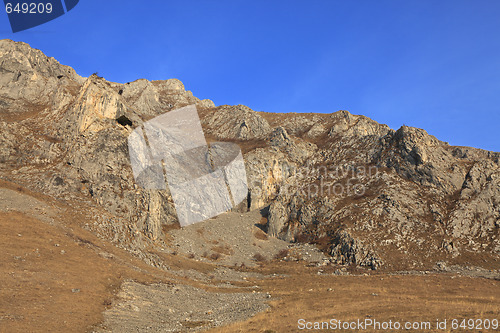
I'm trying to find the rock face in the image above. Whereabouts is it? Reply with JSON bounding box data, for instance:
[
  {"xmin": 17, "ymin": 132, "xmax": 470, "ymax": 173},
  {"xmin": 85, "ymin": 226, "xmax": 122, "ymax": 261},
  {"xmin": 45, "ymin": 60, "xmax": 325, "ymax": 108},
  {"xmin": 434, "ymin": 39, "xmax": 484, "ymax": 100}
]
[
  {"xmin": 1, "ymin": 39, "xmax": 499, "ymax": 270},
  {"xmin": 202, "ymin": 104, "xmax": 272, "ymax": 140}
]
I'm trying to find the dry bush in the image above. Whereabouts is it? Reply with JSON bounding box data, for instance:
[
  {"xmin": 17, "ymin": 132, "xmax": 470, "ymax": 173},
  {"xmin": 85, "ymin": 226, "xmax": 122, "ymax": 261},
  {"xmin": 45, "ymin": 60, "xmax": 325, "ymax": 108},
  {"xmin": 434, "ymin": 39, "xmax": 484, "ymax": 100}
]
[
  {"xmin": 209, "ymin": 252, "xmax": 221, "ymax": 261},
  {"xmin": 183, "ymin": 320, "xmax": 212, "ymax": 329},
  {"xmin": 253, "ymin": 253, "xmax": 267, "ymax": 262},
  {"xmin": 254, "ymin": 229, "xmax": 268, "ymax": 240},
  {"xmin": 187, "ymin": 253, "xmax": 195, "ymax": 259},
  {"xmin": 257, "ymin": 216, "xmax": 268, "ymax": 226},
  {"xmin": 211, "ymin": 244, "xmax": 233, "ymax": 255},
  {"xmin": 295, "ymin": 232, "xmax": 313, "ymax": 243},
  {"xmin": 274, "ymin": 249, "xmax": 289, "ymax": 260},
  {"xmin": 314, "ymin": 236, "xmax": 332, "ymax": 252}
]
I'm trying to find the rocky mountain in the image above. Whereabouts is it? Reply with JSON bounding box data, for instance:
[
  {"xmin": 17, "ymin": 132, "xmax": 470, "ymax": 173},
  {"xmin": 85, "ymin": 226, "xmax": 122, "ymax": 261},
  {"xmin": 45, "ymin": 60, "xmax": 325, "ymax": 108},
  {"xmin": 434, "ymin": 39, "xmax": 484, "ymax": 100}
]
[{"xmin": 1, "ymin": 39, "xmax": 498, "ymax": 272}]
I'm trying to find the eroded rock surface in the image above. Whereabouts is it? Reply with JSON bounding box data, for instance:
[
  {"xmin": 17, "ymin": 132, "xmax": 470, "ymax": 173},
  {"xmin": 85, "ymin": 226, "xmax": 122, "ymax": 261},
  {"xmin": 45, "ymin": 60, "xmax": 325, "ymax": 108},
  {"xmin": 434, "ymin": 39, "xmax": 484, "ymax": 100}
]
[{"xmin": 1, "ymin": 39, "xmax": 498, "ymax": 272}]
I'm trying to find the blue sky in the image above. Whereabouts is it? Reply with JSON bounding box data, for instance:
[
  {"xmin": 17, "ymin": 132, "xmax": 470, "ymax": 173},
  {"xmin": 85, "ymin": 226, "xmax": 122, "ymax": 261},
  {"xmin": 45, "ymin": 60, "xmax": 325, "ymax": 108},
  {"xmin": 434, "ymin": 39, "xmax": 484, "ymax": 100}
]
[{"xmin": 1, "ymin": 0, "xmax": 499, "ymax": 151}]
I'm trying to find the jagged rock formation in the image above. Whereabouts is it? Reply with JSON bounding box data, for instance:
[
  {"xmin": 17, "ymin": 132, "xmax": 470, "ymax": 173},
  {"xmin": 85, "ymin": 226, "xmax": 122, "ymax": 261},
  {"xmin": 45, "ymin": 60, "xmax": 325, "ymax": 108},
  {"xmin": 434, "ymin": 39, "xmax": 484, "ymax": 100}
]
[{"xmin": 1, "ymin": 39, "xmax": 498, "ymax": 270}]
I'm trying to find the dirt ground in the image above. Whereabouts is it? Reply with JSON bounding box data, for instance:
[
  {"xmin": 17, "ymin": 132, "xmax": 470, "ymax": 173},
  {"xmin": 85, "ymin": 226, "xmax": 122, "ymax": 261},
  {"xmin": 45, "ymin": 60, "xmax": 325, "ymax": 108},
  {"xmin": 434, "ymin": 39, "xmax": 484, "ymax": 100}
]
[
  {"xmin": 209, "ymin": 263, "xmax": 500, "ymax": 332},
  {"xmin": 0, "ymin": 206, "xmax": 171, "ymax": 333},
  {"xmin": 0, "ymin": 180, "xmax": 499, "ymax": 333}
]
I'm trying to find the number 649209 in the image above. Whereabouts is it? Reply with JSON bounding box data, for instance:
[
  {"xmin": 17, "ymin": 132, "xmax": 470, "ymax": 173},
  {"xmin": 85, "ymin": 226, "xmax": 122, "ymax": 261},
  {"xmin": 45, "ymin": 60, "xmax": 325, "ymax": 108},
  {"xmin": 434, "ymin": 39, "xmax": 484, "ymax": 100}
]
[
  {"xmin": 5, "ymin": 2, "xmax": 53, "ymax": 14},
  {"xmin": 451, "ymin": 318, "xmax": 499, "ymax": 330}
]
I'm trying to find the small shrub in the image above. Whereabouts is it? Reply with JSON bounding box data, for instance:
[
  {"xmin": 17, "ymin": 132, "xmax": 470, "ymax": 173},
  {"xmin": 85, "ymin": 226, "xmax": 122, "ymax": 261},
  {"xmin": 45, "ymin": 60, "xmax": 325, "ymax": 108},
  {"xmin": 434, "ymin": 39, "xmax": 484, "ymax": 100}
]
[
  {"xmin": 187, "ymin": 253, "xmax": 195, "ymax": 259},
  {"xmin": 253, "ymin": 253, "xmax": 267, "ymax": 262},
  {"xmin": 274, "ymin": 249, "xmax": 289, "ymax": 260},
  {"xmin": 211, "ymin": 245, "xmax": 233, "ymax": 255},
  {"xmin": 209, "ymin": 252, "xmax": 221, "ymax": 260},
  {"xmin": 163, "ymin": 224, "xmax": 178, "ymax": 234},
  {"xmin": 315, "ymin": 236, "xmax": 332, "ymax": 252},
  {"xmin": 254, "ymin": 230, "xmax": 268, "ymax": 240},
  {"xmin": 295, "ymin": 232, "xmax": 313, "ymax": 243},
  {"xmin": 258, "ymin": 216, "xmax": 268, "ymax": 225}
]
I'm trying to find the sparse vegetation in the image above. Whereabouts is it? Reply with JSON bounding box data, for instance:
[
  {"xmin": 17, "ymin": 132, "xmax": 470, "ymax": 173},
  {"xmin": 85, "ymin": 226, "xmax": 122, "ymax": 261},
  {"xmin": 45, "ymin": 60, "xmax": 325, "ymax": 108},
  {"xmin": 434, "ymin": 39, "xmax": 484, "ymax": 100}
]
[
  {"xmin": 253, "ymin": 253, "xmax": 267, "ymax": 262},
  {"xmin": 211, "ymin": 244, "xmax": 233, "ymax": 256},
  {"xmin": 206, "ymin": 263, "xmax": 500, "ymax": 333},
  {"xmin": 274, "ymin": 248, "xmax": 289, "ymax": 260},
  {"xmin": 253, "ymin": 229, "xmax": 268, "ymax": 240},
  {"xmin": 209, "ymin": 252, "xmax": 221, "ymax": 260}
]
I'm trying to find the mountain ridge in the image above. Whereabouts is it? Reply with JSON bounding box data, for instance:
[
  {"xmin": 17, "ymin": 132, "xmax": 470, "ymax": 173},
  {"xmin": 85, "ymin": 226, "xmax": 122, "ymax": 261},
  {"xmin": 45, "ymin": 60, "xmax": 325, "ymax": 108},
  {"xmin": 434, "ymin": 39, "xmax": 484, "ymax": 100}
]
[{"xmin": 0, "ymin": 39, "xmax": 498, "ymax": 272}]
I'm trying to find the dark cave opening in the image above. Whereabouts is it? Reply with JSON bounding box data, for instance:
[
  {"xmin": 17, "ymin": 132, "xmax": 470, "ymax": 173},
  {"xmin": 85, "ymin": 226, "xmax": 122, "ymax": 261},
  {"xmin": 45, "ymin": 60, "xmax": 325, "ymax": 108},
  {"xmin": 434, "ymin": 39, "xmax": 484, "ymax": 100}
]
[{"xmin": 116, "ymin": 115, "xmax": 133, "ymax": 127}]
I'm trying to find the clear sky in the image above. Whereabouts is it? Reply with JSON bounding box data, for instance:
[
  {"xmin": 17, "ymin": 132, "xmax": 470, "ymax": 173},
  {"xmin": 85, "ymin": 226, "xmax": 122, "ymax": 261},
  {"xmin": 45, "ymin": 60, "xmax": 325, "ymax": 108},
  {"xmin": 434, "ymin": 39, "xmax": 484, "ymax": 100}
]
[{"xmin": 1, "ymin": 1, "xmax": 499, "ymax": 151}]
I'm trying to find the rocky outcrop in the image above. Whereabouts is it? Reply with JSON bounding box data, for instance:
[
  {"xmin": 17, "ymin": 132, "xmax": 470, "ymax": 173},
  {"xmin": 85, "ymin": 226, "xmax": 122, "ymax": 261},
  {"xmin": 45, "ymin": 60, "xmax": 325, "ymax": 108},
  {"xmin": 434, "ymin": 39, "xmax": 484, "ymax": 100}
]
[
  {"xmin": 245, "ymin": 148, "xmax": 294, "ymax": 210},
  {"xmin": 449, "ymin": 160, "xmax": 500, "ymax": 240},
  {"xmin": 73, "ymin": 76, "xmax": 129, "ymax": 132},
  {"xmin": 266, "ymin": 119, "xmax": 499, "ymax": 270},
  {"xmin": 119, "ymin": 78, "xmax": 212, "ymax": 118},
  {"xmin": 0, "ymin": 39, "xmax": 83, "ymax": 104},
  {"xmin": 378, "ymin": 126, "xmax": 469, "ymax": 193},
  {"xmin": 329, "ymin": 231, "xmax": 383, "ymax": 269},
  {"xmin": 202, "ymin": 104, "xmax": 272, "ymax": 140}
]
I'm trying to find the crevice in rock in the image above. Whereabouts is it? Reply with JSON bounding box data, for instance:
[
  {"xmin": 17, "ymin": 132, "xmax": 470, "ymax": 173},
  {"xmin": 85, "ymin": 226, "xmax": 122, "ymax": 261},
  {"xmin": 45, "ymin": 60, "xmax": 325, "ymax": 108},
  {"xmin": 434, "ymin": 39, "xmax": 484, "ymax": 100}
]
[{"xmin": 247, "ymin": 190, "xmax": 252, "ymax": 211}]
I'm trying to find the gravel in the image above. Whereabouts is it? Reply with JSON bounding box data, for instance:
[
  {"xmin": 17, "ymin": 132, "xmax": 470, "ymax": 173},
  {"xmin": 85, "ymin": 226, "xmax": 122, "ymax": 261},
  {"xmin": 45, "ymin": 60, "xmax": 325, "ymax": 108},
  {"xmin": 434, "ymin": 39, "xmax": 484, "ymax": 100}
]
[
  {"xmin": 168, "ymin": 209, "xmax": 327, "ymax": 267},
  {"xmin": 96, "ymin": 281, "xmax": 269, "ymax": 332}
]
